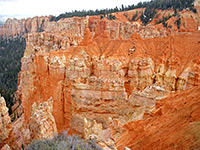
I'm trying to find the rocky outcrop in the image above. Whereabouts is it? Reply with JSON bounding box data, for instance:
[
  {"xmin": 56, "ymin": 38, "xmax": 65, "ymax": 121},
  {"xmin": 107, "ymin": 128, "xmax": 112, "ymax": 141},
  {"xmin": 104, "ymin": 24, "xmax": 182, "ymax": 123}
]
[
  {"xmin": 25, "ymin": 31, "xmax": 82, "ymax": 55},
  {"xmin": 128, "ymin": 57, "xmax": 154, "ymax": 91},
  {"xmin": 1, "ymin": 144, "xmax": 11, "ymax": 150},
  {"xmin": 10, "ymin": 100, "xmax": 24, "ymax": 122},
  {"xmin": 69, "ymin": 55, "xmax": 131, "ymax": 134},
  {"xmin": 0, "ymin": 16, "xmax": 50, "ymax": 37},
  {"xmin": 84, "ymin": 118, "xmax": 118, "ymax": 150},
  {"xmin": 5, "ymin": 98, "xmax": 57, "ymax": 149},
  {"xmin": 176, "ymin": 56, "xmax": 200, "ymax": 91},
  {"xmin": 29, "ymin": 97, "xmax": 57, "ymax": 140},
  {"xmin": 0, "ymin": 96, "xmax": 17, "ymax": 149},
  {"xmin": 1, "ymin": 4, "xmax": 199, "ymax": 39},
  {"xmin": 12, "ymin": 114, "xmax": 30, "ymax": 149},
  {"xmin": 0, "ymin": 96, "xmax": 12, "ymax": 141},
  {"xmin": 0, "ymin": 13, "xmax": 174, "ymax": 40},
  {"xmin": 84, "ymin": 118, "xmax": 106, "ymax": 140}
]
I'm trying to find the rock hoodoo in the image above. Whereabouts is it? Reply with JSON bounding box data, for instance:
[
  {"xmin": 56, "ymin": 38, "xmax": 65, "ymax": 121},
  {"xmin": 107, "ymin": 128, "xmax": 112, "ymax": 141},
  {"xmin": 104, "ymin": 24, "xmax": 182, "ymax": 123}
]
[
  {"xmin": 29, "ymin": 97, "xmax": 57, "ymax": 140},
  {"xmin": 0, "ymin": 96, "xmax": 12, "ymax": 141},
  {"xmin": 0, "ymin": 96, "xmax": 17, "ymax": 149}
]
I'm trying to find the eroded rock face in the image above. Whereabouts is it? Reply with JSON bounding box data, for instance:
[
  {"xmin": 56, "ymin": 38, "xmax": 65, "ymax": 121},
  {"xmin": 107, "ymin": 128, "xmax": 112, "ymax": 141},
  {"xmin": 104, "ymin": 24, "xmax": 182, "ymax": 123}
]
[
  {"xmin": 29, "ymin": 97, "xmax": 57, "ymax": 140},
  {"xmin": 1, "ymin": 144, "xmax": 11, "ymax": 150},
  {"xmin": 0, "ymin": 16, "xmax": 50, "ymax": 37},
  {"xmin": 0, "ymin": 6, "xmax": 198, "ymax": 149},
  {"xmin": 84, "ymin": 118, "xmax": 118, "ymax": 150},
  {"xmin": 11, "ymin": 10, "xmax": 200, "ymax": 150},
  {"xmin": 176, "ymin": 56, "xmax": 200, "ymax": 91},
  {"xmin": 84, "ymin": 118, "xmax": 104, "ymax": 140},
  {"xmin": 0, "ymin": 97, "xmax": 18, "ymax": 149},
  {"xmin": 17, "ymin": 24, "xmax": 200, "ymax": 136},
  {"xmin": 12, "ymin": 114, "xmax": 31, "ymax": 149},
  {"xmin": 128, "ymin": 57, "xmax": 154, "ymax": 91},
  {"xmin": 69, "ymin": 56, "xmax": 131, "ymax": 134},
  {"xmin": 0, "ymin": 96, "xmax": 12, "ymax": 141}
]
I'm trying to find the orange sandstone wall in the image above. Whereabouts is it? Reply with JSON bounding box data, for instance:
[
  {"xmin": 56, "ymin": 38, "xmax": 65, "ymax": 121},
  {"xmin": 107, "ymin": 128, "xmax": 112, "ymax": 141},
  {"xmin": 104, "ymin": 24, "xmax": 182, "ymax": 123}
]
[
  {"xmin": 0, "ymin": 6, "xmax": 199, "ymax": 149},
  {"xmin": 17, "ymin": 22, "xmax": 200, "ymax": 133}
]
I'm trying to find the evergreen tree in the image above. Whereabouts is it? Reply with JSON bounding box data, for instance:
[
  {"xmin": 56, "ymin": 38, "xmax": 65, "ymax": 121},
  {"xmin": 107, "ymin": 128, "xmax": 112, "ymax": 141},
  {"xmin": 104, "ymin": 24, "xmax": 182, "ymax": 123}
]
[
  {"xmin": 176, "ymin": 18, "xmax": 181, "ymax": 29},
  {"xmin": 121, "ymin": 4, "xmax": 125, "ymax": 11},
  {"xmin": 0, "ymin": 35, "xmax": 26, "ymax": 114}
]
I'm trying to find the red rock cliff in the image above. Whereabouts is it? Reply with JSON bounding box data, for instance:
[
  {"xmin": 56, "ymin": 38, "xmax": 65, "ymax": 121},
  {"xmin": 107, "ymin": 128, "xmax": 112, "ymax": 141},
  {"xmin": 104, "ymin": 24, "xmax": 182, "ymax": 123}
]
[
  {"xmin": 0, "ymin": 6, "xmax": 197, "ymax": 148},
  {"xmin": 0, "ymin": 16, "xmax": 50, "ymax": 37},
  {"xmin": 17, "ymin": 17, "xmax": 200, "ymax": 135}
]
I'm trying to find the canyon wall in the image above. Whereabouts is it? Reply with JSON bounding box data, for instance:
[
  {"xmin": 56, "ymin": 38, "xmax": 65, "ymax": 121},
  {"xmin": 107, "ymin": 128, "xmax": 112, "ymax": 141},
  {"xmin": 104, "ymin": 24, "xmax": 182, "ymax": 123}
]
[
  {"xmin": 0, "ymin": 4, "xmax": 200, "ymax": 149},
  {"xmin": 0, "ymin": 16, "xmax": 50, "ymax": 37},
  {"xmin": 17, "ymin": 18, "xmax": 200, "ymax": 136},
  {"xmin": 1, "ymin": 6, "xmax": 200, "ymax": 38}
]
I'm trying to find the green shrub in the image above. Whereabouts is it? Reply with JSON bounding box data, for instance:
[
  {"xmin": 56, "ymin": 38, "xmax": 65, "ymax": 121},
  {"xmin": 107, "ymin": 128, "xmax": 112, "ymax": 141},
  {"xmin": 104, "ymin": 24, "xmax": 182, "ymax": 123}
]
[{"xmin": 27, "ymin": 131, "xmax": 102, "ymax": 150}]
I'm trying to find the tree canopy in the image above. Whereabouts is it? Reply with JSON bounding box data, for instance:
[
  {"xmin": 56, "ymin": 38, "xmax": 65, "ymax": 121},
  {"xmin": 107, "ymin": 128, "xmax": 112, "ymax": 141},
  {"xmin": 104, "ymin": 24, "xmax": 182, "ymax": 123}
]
[{"xmin": 0, "ymin": 36, "xmax": 26, "ymax": 114}]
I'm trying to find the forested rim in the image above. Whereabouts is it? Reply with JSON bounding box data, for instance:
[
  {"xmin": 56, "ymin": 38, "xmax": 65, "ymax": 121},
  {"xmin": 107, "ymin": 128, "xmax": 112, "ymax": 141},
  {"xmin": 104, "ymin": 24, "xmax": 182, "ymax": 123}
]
[
  {"xmin": 0, "ymin": 35, "xmax": 26, "ymax": 114},
  {"xmin": 50, "ymin": 0, "xmax": 197, "ymax": 23}
]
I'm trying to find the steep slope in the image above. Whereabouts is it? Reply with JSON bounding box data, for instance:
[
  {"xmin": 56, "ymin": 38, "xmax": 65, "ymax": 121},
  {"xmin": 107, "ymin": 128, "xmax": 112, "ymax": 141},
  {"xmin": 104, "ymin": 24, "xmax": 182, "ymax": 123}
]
[{"xmin": 116, "ymin": 85, "xmax": 200, "ymax": 150}]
